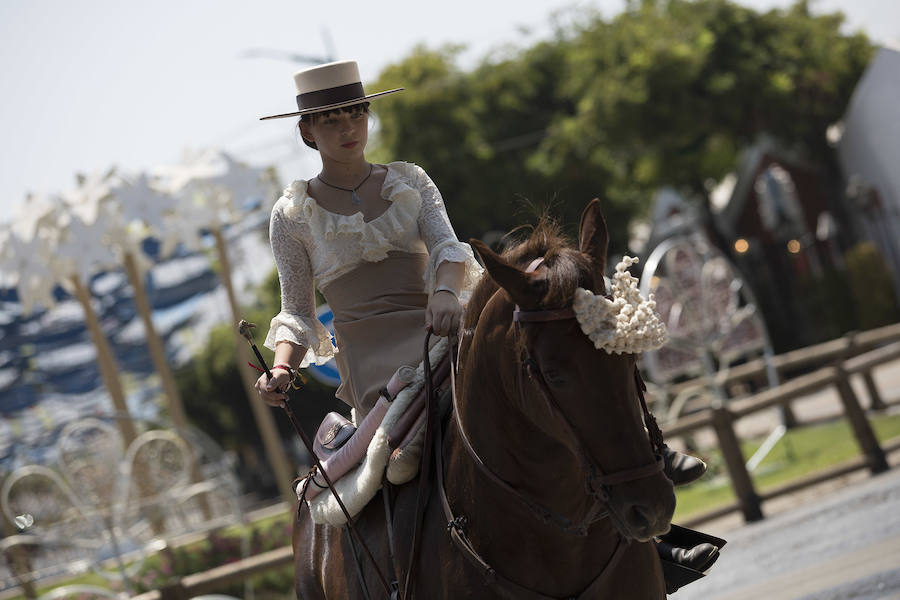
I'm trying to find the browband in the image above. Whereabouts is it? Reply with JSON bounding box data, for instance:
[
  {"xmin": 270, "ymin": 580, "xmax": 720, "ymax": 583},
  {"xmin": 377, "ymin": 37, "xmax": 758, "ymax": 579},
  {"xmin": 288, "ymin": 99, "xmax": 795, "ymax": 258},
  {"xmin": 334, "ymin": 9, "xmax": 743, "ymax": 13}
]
[
  {"xmin": 513, "ymin": 308, "xmax": 576, "ymax": 322},
  {"xmin": 514, "ymin": 256, "xmax": 577, "ymax": 322}
]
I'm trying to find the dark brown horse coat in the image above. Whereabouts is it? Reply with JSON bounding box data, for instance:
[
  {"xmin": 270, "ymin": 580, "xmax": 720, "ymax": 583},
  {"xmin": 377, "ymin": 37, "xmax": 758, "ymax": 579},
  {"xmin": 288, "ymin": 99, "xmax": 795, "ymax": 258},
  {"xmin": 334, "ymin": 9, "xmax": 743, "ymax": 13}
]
[{"xmin": 293, "ymin": 200, "xmax": 675, "ymax": 599}]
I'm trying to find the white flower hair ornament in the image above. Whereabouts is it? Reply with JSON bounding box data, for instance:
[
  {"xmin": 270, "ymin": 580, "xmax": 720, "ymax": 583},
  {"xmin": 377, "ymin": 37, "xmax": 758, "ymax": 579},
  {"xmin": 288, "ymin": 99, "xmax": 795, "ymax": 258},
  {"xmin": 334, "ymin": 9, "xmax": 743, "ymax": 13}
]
[{"xmin": 572, "ymin": 256, "xmax": 668, "ymax": 354}]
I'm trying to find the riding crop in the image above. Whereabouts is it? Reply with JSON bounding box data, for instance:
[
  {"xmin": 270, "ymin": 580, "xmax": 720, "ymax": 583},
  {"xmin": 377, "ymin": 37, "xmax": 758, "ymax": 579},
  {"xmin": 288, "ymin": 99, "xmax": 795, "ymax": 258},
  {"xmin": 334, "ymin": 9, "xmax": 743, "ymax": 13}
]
[{"xmin": 237, "ymin": 319, "xmax": 394, "ymax": 598}]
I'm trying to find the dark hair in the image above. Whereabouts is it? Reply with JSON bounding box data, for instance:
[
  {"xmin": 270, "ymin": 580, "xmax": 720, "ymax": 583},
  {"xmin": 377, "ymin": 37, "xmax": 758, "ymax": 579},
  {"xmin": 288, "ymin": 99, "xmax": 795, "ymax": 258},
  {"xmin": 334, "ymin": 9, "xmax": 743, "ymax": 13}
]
[{"xmin": 297, "ymin": 102, "xmax": 370, "ymax": 150}]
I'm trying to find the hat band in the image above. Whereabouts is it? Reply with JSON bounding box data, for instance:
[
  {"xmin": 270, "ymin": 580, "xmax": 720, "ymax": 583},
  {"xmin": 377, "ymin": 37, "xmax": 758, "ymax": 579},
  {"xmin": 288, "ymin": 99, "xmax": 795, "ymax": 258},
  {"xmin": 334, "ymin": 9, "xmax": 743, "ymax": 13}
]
[{"xmin": 296, "ymin": 82, "xmax": 365, "ymax": 112}]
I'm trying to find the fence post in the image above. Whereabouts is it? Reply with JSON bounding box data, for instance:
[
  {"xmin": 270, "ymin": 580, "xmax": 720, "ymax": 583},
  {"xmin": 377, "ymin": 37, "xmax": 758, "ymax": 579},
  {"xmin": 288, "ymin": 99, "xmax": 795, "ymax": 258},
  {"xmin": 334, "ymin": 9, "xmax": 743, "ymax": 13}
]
[
  {"xmin": 845, "ymin": 331, "xmax": 887, "ymax": 412},
  {"xmin": 834, "ymin": 366, "xmax": 889, "ymax": 474},
  {"xmin": 157, "ymin": 581, "xmax": 189, "ymax": 600},
  {"xmin": 710, "ymin": 406, "xmax": 764, "ymax": 522},
  {"xmin": 861, "ymin": 370, "xmax": 888, "ymax": 411}
]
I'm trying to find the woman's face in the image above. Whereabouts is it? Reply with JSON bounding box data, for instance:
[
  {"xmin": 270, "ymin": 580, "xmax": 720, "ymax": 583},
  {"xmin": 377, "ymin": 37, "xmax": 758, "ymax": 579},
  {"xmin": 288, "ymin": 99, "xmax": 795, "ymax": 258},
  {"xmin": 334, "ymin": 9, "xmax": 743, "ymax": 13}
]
[{"xmin": 300, "ymin": 108, "xmax": 368, "ymax": 161}]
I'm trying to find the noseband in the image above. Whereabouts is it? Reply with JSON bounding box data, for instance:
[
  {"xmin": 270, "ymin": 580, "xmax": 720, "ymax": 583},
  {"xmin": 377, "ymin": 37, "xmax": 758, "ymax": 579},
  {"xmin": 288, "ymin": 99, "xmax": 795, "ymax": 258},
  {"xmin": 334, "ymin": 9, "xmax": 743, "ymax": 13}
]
[{"xmin": 455, "ymin": 257, "xmax": 665, "ymax": 536}]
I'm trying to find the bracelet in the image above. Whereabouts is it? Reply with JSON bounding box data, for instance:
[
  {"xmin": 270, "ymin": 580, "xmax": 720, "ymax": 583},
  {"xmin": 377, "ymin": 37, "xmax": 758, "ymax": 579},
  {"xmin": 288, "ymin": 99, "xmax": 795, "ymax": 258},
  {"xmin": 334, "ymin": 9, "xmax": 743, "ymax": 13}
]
[
  {"xmin": 272, "ymin": 363, "xmax": 295, "ymax": 377},
  {"xmin": 433, "ymin": 285, "xmax": 459, "ymax": 300},
  {"xmin": 273, "ymin": 363, "xmax": 306, "ymax": 390}
]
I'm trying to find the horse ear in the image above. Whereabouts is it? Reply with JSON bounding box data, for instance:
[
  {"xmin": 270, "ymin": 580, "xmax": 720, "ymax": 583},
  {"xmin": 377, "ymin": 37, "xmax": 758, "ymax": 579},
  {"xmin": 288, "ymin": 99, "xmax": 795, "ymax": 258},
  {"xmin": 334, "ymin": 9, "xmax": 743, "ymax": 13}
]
[
  {"xmin": 578, "ymin": 198, "xmax": 609, "ymax": 293},
  {"xmin": 469, "ymin": 239, "xmax": 534, "ymax": 306}
]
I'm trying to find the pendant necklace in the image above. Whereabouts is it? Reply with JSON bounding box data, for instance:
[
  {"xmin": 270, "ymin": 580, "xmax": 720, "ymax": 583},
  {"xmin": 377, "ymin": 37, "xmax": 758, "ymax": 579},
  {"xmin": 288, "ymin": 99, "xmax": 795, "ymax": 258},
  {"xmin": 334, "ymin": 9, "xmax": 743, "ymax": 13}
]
[{"xmin": 317, "ymin": 163, "xmax": 374, "ymax": 206}]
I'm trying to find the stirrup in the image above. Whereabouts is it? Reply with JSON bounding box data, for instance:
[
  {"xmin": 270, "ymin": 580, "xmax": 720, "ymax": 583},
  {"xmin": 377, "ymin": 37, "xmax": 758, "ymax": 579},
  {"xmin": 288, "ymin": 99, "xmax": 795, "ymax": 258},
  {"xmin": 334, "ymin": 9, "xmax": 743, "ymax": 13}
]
[{"xmin": 657, "ymin": 525, "xmax": 726, "ymax": 593}]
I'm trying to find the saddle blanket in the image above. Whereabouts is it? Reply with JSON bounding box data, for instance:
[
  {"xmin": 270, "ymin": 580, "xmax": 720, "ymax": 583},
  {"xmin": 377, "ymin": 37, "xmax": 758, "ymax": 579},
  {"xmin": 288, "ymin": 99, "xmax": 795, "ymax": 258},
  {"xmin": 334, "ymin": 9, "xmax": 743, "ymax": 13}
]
[{"xmin": 302, "ymin": 337, "xmax": 448, "ymax": 526}]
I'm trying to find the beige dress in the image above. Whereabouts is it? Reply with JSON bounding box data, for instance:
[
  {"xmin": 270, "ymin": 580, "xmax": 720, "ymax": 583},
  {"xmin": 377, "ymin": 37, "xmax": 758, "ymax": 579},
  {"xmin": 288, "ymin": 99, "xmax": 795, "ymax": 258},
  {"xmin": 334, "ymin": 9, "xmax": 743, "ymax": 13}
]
[{"xmin": 264, "ymin": 162, "xmax": 482, "ymax": 417}]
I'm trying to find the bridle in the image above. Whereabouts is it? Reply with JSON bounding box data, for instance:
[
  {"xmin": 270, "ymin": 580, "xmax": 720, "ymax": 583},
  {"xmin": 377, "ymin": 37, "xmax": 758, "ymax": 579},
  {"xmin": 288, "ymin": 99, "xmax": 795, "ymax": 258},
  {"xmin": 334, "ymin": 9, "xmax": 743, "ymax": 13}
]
[
  {"xmin": 420, "ymin": 257, "xmax": 668, "ymax": 599},
  {"xmin": 455, "ymin": 257, "xmax": 665, "ymax": 533},
  {"xmin": 509, "ymin": 306, "xmax": 666, "ymax": 530}
]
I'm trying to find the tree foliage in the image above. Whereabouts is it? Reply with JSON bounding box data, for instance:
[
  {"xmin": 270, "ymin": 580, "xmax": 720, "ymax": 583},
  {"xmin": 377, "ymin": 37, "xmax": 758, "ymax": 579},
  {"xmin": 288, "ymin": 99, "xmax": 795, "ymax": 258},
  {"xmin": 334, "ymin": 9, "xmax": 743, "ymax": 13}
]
[
  {"xmin": 370, "ymin": 0, "xmax": 872, "ymax": 250},
  {"xmin": 175, "ymin": 0, "xmax": 875, "ymax": 498}
]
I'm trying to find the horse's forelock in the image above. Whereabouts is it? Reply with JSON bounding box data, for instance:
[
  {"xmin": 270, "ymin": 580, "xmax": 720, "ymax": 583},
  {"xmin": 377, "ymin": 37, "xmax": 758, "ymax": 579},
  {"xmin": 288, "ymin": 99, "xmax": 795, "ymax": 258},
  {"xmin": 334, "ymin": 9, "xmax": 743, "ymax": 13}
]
[
  {"xmin": 539, "ymin": 248, "xmax": 594, "ymax": 308},
  {"xmin": 465, "ymin": 216, "xmax": 595, "ymax": 330}
]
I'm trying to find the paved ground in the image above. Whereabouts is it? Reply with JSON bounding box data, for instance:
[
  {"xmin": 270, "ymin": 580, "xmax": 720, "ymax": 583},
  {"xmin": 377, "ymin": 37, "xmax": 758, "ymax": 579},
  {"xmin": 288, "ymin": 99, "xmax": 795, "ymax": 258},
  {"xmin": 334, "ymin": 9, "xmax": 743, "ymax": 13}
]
[
  {"xmin": 663, "ymin": 353, "xmax": 900, "ymax": 600},
  {"xmin": 674, "ymin": 464, "xmax": 900, "ymax": 599}
]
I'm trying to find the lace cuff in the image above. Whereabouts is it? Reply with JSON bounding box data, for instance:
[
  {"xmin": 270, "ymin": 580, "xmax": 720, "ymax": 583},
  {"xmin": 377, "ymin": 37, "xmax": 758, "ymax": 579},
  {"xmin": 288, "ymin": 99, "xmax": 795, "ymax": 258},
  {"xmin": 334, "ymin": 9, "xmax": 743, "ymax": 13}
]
[
  {"xmin": 264, "ymin": 311, "xmax": 337, "ymax": 367},
  {"xmin": 424, "ymin": 239, "xmax": 484, "ymax": 301}
]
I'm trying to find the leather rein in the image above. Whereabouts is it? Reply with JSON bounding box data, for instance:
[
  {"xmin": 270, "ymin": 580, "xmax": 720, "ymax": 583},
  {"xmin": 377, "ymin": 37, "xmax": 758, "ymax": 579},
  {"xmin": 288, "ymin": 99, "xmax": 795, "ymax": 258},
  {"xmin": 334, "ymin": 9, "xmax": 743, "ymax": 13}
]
[{"xmin": 426, "ymin": 257, "xmax": 667, "ymax": 599}]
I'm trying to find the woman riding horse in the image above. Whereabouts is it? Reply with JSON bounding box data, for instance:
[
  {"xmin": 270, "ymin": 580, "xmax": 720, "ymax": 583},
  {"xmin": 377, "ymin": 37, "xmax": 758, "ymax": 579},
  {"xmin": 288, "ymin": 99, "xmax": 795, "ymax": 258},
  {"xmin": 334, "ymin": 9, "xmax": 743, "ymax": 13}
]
[{"xmin": 256, "ymin": 61, "xmax": 716, "ymax": 598}]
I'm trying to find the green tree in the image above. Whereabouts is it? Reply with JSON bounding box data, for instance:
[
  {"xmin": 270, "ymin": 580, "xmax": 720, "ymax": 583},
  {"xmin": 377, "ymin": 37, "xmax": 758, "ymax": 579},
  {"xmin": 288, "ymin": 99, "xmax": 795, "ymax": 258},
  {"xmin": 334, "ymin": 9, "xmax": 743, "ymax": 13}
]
[
  {"xmin": 846, "ymin": 242, "xmax": 900, "ymax": 329},
  {"xmin": 370, "ymin": 0, "xmax": 872, "ymax": 250},
  {"xmin": 176, "ymin": 0, "xmax": 875, "ymax": 497}
]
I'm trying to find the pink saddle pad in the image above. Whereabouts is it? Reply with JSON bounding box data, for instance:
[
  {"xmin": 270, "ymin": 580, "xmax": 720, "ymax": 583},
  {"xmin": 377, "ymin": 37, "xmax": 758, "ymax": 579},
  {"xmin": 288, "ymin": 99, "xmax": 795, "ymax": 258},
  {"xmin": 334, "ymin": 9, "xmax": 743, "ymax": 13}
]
[{"xmin": 300, "ymin": 364, "xmax": 417, "ymax": 501}]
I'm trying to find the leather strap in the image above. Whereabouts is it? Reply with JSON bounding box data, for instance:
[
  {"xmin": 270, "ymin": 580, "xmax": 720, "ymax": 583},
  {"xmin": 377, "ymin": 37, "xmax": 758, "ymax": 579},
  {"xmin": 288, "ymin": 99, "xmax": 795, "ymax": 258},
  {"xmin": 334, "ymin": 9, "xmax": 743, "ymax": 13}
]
[
  {"xmin": 345, "ymin": 523, "xmax": 374, "ymax": 600},
  {"xmin": 381, "ymin": 486, "xmax": 401, "ymax": 599},
  {"xmin": 517, "ymin": 356, "xmax": 664, "ymax": 502},
  {"xmin": 513, "ymin": 307, "xmax": 576, "ymax": 322},
  {"xmin": 283, "ymin": 402, "xmax": 394, "ymax": 598},
  {"xmin": 635, "ymin": 367, "xmax": 666, "ymax": 457},
  {"xmin": 511, "ymin": 257, "xmax": 665, "ymax": 507},
  {"xmin": 435, "ymin": 343, "xmax": 632, "ymax": 599},
  {"xmin": 452, "ymin": 351, "xmax": 607, "ymax": 533},
  {"xmin": 402, "ymin": 331, "xmax": 438, "ymax": 599},
  {"xmin": 592, "ymin": 456, "xmax": 663, "ymax": 486},
  {"xmin": 403, "ymin": 253, "xmax": 668, "ymax": 598}
]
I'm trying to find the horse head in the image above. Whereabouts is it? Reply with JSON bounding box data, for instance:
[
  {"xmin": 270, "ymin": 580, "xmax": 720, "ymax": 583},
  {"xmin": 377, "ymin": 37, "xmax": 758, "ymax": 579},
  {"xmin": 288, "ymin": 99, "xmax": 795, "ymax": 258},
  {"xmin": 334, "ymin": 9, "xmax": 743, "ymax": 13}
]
[{"xmin": 466, "ymin": 199, "xmax": 675, "ymax": 542}]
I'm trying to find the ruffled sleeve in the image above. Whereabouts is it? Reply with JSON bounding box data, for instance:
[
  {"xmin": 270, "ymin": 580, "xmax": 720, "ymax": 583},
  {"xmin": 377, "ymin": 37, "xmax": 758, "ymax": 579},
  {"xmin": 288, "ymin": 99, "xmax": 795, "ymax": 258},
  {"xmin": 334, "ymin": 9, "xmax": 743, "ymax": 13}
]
[
  {"xmin": 413, "ymin": 165, "xmax": 483, "ymax": 296},
  {"xmin": 264, "ymin": 188, "xmax": 337, "ymax": 367}
]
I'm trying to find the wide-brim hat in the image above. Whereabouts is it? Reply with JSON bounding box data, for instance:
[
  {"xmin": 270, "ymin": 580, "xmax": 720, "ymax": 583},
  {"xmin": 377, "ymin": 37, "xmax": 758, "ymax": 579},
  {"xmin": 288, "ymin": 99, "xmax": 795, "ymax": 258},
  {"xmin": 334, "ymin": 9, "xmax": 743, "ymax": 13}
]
[{"xmin": 259, "ymin": 60, "xmax": 403, "ymax": 121}]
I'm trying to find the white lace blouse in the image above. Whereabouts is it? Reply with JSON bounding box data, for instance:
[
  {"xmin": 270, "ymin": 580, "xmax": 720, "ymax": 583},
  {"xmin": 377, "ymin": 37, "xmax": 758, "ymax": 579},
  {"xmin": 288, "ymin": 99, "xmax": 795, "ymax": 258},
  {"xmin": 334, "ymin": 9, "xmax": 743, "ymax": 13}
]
[{"xmin": 264, "ymin": 161, "xmax": 483, "ymax": 367}]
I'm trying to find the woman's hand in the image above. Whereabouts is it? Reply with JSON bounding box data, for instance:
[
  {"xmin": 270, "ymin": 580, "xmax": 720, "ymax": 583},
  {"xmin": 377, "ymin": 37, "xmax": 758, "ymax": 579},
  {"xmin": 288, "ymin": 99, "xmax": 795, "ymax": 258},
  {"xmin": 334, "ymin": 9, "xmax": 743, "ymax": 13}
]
[
  {"xmin": 255, "ymin": 368, "xmax": 292, "ymax": 407},
  {"xmin": 426, "ymin": 289, "xmax": 462, "ymax": 337}
]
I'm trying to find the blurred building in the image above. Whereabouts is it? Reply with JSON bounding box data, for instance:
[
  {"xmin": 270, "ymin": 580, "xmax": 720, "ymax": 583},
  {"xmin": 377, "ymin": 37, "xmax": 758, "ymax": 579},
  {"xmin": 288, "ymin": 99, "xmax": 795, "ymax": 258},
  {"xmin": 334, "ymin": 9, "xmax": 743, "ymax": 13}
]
[
  {"xmin": 835, "ymin": 44, "xmax": 900, "ymax": 302},
  {"xmin": 641, "ymin": 45, "xmax": 900, "ymax": 352},
  {"xmin": 643, "ymin": 141, "xmax": 851, "ymax": 351},
  {"xmin": 712, "ymin": 138, "xmax": 855, "ymax": 349}
]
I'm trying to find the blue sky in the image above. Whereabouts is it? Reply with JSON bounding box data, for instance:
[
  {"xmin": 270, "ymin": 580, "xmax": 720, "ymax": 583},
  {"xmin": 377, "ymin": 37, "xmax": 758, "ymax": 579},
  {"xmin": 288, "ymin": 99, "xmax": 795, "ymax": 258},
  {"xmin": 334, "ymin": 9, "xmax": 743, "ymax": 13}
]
[{"xmin": 1, "ymin": 0, "xmax": 896, "ymax": 223}]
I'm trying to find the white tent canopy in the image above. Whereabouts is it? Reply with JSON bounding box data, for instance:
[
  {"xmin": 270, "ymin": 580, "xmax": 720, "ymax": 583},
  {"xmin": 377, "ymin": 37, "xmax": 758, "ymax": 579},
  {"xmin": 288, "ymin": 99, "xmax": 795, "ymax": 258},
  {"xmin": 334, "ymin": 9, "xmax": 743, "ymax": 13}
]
[{"xmin": 837, "ymin": 44, "xmax": 900, "ymax": 300}]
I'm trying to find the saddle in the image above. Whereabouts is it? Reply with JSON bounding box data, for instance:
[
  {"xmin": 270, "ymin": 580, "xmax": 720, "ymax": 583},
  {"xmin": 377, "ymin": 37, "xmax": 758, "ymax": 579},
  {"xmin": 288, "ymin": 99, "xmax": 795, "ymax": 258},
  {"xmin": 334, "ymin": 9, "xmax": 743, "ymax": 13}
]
[{"xmin": 296, "ymin": 338, "xmax": 451, "ymax": 523}]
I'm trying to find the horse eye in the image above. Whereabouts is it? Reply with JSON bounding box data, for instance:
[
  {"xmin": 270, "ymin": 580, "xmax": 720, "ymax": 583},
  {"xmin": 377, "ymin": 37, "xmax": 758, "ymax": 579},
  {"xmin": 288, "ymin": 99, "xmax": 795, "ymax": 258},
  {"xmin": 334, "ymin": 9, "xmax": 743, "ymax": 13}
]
[{"xmin": 544, "ymin": 369, "xmax": 567, "ymax": 386}]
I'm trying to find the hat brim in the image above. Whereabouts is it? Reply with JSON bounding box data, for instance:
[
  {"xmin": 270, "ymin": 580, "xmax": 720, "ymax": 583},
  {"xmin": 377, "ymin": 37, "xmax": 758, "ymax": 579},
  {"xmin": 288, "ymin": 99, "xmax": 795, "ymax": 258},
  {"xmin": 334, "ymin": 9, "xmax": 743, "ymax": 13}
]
[{"xmin": 259, "ymin": 88, "xmax": 404, "ymax": 121}]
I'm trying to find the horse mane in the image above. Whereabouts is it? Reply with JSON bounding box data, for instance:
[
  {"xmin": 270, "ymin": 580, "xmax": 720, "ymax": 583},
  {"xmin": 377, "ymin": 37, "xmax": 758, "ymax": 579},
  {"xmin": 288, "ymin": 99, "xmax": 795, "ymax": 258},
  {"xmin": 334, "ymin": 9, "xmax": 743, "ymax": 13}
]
[{"xmin": 463, "ymin": 214, "xmax": 595, "ymax": 334}]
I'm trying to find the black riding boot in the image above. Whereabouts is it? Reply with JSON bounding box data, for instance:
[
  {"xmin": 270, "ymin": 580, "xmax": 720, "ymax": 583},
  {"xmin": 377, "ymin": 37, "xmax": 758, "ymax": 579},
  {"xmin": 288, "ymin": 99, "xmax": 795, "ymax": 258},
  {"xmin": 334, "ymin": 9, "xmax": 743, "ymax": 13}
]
[
  {"xmin": 662, "ymin": 444, "xmax": 706, "ymax": 486},
  {"xmin": 656, "ymin": 539, "xmax": 720, "ymax": 594}
]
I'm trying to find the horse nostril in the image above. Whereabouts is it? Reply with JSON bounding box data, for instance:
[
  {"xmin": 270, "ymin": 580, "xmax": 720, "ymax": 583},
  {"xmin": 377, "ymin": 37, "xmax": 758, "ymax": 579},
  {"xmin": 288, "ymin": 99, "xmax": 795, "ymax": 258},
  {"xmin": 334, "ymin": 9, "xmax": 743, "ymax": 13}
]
[{"xmin": 628, "ymin": 504, "xmax": 652, "ymax": 533}]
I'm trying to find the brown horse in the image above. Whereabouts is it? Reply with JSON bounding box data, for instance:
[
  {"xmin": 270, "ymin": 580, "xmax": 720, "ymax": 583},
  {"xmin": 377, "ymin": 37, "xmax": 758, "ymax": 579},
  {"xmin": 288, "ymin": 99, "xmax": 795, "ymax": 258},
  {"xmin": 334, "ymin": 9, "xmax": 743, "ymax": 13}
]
[{"xmin": 293, "ymin": 199, "xmax": 675, "ymax": 599}]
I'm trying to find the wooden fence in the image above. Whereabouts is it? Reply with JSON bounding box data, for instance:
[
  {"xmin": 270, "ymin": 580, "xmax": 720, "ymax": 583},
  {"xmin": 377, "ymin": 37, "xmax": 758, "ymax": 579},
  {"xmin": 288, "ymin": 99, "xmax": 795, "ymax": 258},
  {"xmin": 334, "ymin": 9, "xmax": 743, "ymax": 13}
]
[
  {"xmin": 663, "ymin": 323, "xmax": 900, "ymax": 416},
  {"xmin": 6, "ymin": 324, "xmax": 900, "ymax": 599},
  {"xmin": 130, "ymin": 545, "xmax": 294, "ymax": 600},
  {"xmin": 668, "ymin": 334, "xmax": 900, "ymax": 527},
  {"xmin": 126, "ymin": 325, "xmax": 900, "ymax": 599}
]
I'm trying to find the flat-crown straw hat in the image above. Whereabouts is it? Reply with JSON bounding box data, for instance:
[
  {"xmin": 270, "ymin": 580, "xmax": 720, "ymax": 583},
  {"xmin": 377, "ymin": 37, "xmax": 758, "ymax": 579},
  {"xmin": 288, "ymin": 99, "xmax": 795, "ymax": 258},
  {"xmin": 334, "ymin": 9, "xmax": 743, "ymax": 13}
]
[{"xmin": 259, "ymin": 60, "xmax": 403, "ymax": 121}]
